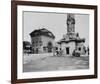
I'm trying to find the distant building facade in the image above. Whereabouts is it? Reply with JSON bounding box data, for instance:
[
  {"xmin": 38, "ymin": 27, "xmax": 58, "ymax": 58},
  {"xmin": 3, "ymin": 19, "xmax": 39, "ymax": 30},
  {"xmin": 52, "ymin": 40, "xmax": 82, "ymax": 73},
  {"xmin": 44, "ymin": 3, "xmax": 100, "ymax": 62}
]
[
  {"xmin": 30, "ymin": 28, "xmax": 55, "ymax": 54},
  {"xmin": 23, "ymin": 41, "xmax": 31, "ymax": 53}
]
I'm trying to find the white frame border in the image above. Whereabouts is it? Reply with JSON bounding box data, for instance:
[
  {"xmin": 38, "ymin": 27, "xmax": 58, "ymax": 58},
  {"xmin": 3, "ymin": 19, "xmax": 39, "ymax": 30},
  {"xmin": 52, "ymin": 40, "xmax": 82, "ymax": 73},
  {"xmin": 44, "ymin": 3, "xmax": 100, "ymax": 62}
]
[{"xmin": 17, "ymin": 5, "xmax": 95, "ymax": 79}]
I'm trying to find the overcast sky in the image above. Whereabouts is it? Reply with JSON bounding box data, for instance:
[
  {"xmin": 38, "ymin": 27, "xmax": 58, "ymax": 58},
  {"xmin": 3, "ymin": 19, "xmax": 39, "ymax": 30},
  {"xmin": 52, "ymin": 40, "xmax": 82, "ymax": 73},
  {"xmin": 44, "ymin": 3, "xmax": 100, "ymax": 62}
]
[{"xmin": 23, "ymin": 11, "xmax": 89, "ymax": 46}]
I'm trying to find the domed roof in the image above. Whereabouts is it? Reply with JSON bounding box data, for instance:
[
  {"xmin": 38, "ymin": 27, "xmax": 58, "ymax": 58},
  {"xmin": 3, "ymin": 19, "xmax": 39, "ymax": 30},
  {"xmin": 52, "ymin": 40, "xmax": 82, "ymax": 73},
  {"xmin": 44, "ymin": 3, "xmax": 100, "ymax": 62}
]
[{"xmin": 30, "ymin": 28, "xmax": 55, "ymax": 39}]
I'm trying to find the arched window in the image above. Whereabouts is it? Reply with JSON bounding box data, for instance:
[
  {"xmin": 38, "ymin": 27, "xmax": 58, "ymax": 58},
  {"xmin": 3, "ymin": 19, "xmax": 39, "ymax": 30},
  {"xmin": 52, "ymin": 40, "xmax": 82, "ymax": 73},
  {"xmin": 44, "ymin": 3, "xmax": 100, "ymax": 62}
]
[{"xmin": 47, "ymin": 42, "xmax": 53, "ymax": 53}]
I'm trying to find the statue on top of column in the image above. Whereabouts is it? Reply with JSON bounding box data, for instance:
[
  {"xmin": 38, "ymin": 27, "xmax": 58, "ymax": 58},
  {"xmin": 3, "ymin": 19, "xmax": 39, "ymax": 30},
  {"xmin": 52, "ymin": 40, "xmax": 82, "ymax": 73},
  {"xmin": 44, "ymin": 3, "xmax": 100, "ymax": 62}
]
[{"xmin": 67, "ymin": 13, "xmax": 75, "ymax": 34}]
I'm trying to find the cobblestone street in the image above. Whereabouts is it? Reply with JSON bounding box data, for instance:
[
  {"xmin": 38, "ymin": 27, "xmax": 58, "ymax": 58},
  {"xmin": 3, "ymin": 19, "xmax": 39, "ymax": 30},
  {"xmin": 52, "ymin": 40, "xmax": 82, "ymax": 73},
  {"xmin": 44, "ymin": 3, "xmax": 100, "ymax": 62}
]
[{"xmin": 23, "ymin": 55, "xmax": 89, "ymax": 72}]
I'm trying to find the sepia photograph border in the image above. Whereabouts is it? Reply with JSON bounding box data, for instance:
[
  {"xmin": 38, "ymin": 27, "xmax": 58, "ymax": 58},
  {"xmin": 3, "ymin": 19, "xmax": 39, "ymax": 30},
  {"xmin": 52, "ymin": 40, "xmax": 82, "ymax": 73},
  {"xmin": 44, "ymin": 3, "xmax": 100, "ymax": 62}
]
[{"xmin": 11, "ymin": 1, "xmax": 97, "ymax": 84}]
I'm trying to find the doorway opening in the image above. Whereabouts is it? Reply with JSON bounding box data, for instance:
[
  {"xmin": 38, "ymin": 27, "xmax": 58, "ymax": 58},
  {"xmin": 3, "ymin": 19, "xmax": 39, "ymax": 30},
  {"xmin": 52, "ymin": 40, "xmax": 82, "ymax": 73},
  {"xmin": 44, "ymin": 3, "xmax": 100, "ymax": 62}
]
[{"xmin": 66, "ymin": 47, "xmax": 69, "ymax": 54}]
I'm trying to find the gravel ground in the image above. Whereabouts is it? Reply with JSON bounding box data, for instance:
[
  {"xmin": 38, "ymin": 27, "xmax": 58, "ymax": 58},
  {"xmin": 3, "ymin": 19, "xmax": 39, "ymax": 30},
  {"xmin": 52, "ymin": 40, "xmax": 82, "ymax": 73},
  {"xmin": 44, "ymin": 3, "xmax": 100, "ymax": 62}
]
[{"xmin": 23, "ymin": 55, "xmax": 89, "ymax": 72}]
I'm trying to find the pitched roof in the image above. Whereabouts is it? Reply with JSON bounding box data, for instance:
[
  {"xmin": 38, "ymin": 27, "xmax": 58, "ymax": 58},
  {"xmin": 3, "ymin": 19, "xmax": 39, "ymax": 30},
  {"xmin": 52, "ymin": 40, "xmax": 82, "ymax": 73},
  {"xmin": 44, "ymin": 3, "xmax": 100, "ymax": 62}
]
[{"xmin": 30, "ymin": 28, "xmax": 55, "ymax": 39}]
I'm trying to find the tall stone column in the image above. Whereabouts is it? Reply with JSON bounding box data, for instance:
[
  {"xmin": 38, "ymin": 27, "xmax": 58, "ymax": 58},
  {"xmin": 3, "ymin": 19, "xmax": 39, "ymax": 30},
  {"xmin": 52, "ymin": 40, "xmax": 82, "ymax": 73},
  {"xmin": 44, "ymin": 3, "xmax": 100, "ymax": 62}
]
[
  {"xmin": 67, "ymin": 13, "xmax": 75, "ymax": 33},
  {"xmin": 66, "ymin": 13, "xmax": 75, "ymax": 39}
]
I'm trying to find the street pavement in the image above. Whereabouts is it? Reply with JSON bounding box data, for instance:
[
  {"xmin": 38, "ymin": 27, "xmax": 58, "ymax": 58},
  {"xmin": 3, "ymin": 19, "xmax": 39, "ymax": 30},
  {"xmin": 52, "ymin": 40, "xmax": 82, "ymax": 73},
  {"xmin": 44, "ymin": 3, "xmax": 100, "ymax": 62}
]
[{"xmin": 23, "ymin": 55, "xmax": 89, "ymax": 72}]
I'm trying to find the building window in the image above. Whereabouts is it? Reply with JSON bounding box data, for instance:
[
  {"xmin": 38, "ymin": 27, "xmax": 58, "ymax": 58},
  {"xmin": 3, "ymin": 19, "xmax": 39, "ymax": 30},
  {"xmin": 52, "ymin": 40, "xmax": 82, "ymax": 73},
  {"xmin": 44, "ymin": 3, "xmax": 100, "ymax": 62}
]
[
  {"xmin": 36, "ymin": 41, "xmax": 38, "ymax": 43},
  {"xmin": 35, "ymin": 41, "xmax": 38, "ymax": 46},
  {"xmin": 40, "ymin": 41, "xmax": 42, "ymax": 46},
  {"xmin": 32, "ymin": 41, "xmax": 34, "ymax": 46},
  {"xmin": 79, "ymin": 47, "xmax": 81, "ymax": 51},
  {"xmin": 43, "ymin": 47, "xmax": 46, "ymax": 51},
  {"xmin": 55, "ymin": 47, "xmax": 58, "ymax": 50}
]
